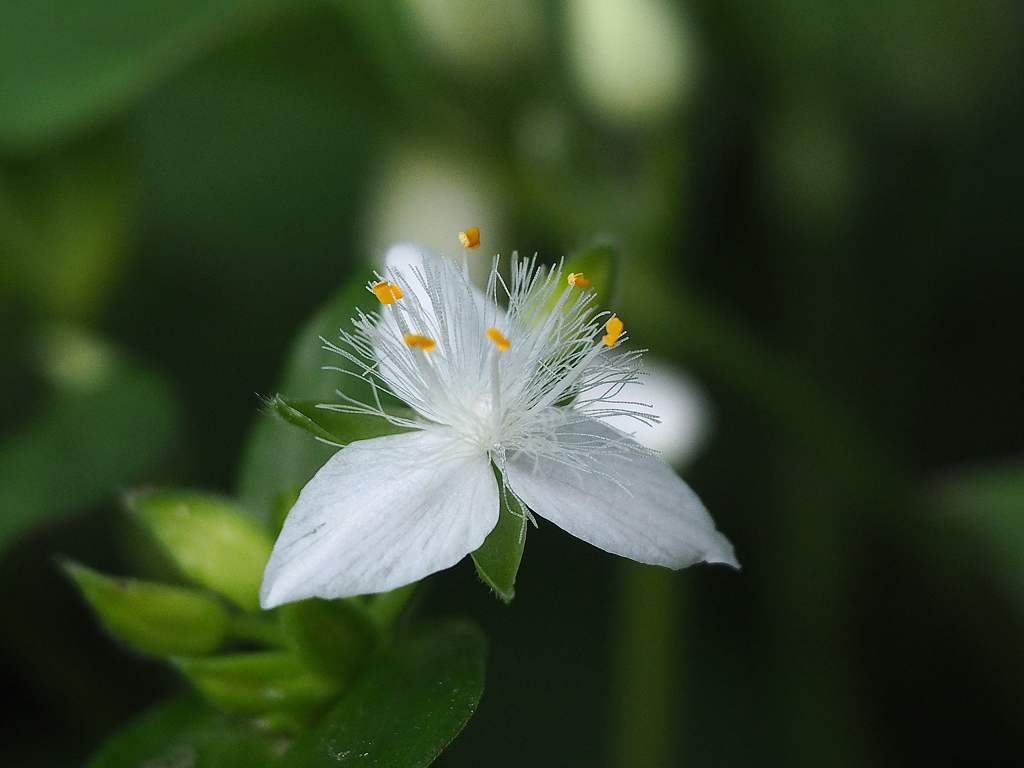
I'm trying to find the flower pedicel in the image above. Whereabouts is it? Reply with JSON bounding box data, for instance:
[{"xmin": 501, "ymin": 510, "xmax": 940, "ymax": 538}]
[{"xmin": 260, "ymin": 237, "xmax": 737, "ymax": 607}]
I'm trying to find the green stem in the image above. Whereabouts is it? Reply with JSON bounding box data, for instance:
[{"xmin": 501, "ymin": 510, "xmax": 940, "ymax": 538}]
[{"xmin": 609, "ymin": 562, "xmax": 684, "ymax": 768}]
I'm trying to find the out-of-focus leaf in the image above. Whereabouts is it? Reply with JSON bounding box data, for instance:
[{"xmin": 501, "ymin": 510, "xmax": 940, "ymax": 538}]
[
  {"xmin": 280, "ymin": 620, "xmax": 486, "ymax": 768},
  {"xmin": 64, "ymin": 561, "xmax": 228, "ymax": 656},
  {"xmin": 932, "ymin": 460, "xmax": 1024, "ymax": 605},
  {"xmin": 173, "ymin": 651, "xmax": 338, "ymax": 729},
  {"xmin": 471, "ymin": 468, "xmax": 528, "ymax": 603},
  {"xmin": 236, "ymin": 272, "xmax": 381, "ymax": 524},
  {"xmin": 0, "ymin": 336, "xmax": 177, "ymax": 555},
  {"xmin": 271, "ymin": 396, "xmax": 415, "ymax": 445},
  {"xmin": 563, "ymin": 240, "xmax": 619, "ymax": 308},
  {"xmin": 89, "ymin": 695, "xmax": 282, "ymax": 768},
  {"xmin": 278, "ymin": 598, "xmax": 379, "ymax": 682},
  {"xmin": 0, "ymin": 0, "xmax": 290, "ymax": 148},
  {"xmin": 125, "ymin": 490, "xmax": 273, "ymax": 611},
  {"xmin": 0, "ymin": 143, "xmax": 132, "ymax": 319}
]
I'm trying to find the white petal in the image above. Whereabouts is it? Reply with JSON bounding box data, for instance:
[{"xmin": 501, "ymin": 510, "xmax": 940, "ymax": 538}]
[
  {"xmin": 504, "ymin": 420, "xmax": 737, "ymax": 568},
  {"xmin": 260, "ymin": 429, "xmax": 498, "ymax": 607}
]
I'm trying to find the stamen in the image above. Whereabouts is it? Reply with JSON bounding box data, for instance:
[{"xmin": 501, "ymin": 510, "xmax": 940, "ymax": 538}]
[
  {"xmin": 603, "ymin": 316, "xmax": 624, "ymax": 347},
  {"xmin": 404, "ymin": 333, "xmax": 436, "ymax": 352},
  {"xmin": 567, "ymin": 272, "xmax": 590, "ymax": 287},
  {"xmin": 372, "ymin": 280, "xmax": 403, "ymax": 304},
  {"xmin": 486, "ymin": 327, "xmax": 511, "ymax": 351},
  {"xmin": 459, "ymin": 227, "xmax": 481, "ymax": 249}
]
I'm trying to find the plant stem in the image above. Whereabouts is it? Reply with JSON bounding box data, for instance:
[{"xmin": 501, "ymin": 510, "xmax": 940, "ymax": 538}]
[{"xmin": 609, "ymin": 561, "xmax": 683, "ymax": 768}]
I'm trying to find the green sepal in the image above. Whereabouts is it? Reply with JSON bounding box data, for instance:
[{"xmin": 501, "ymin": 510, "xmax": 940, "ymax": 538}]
[
  {"xmin": 172, "ymin": 651, "xmax": 339, "ymax": 731},
  {"xmin": 88, "ymin": 695, "xmax": 281, "ymax": 768},
  {"xmin": 563, "ymin": 240, "xmax": 620, "ymax": 308},
  {"xmin": 470, "ymin": 467, "xmax": 528, "ymax": 603},
  {"xmin": 125, "ymin": 490, "xmax": 273, "ymax": 611},
  {"xmin": 279, "ymin": 620, "xmax": 486, "ymax": 768},
  {"xmin": 64, "ymin": 561, "xmax": 228, "ymax": 656},
  {"xmin": 278, "ymin": 598, "xmax": 380, "ymax": 683},
  {"xmin": 271, "ymin": 395, "xmax": 416, "ymax": 446}
]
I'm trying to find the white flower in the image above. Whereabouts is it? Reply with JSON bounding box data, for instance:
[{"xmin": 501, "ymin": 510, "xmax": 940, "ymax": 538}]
[{"xmin": 259, "ymin": 244, "xmax": 737, "ymax": 608}]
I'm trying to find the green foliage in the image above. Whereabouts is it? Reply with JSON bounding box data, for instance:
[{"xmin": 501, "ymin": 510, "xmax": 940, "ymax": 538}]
[
  {"xmin": 125, "ymin": 490, "xmax": 273, "ymax": 611},
  {"xmin": 278, "ymin": 598, "xmax": 380, "ymax": 683},
  {"xmin": 173, "ymin": 651, "xmax": 340, "ymax": 730},
  {"xmin": 280, "ymin": 621, "xmax": 486, "ymax": 768},
  {"xmin": 89, "ymin": 696, "xmax": 283, "ymax": 768},
  {"xmin": 0, "ymin": 0, "xmax": 290, "ymax": 148},
  {"xmin": 0, "ymin": 335, "xmax": 177, "ymax": 555},
  {"xmin": 0, "ymin": 143, "xmax": 132, "ymax": 318},
  {"xmin": 64, "ymin": 561, "xmax": 229, "ymax": 656},
  {"xmin": 237, "ymin": 272, "xmax": 380, "ymax": 525},
  {"xmin": 270, "ymin": 396, "xmax": 415, "ymax": 446},
  {"xmin": 89, "ymin": 622, "xmax": 485, "ymax": 767}
]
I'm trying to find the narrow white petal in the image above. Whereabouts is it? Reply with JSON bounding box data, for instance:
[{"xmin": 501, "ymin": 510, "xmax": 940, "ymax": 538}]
[
  {"xmin": 260, "ymin": 430, "xmax": 498, "ymax": 607},
  {"xmin": 504, "ymin": 420, "xmax": 737, "ymax": 568}
]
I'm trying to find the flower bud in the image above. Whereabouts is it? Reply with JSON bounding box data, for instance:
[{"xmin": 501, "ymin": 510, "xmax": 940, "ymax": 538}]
[
  {"xmin": 125, "ymin": 490, "xmax": 273, "ymax": 611},
  {"xmin": 64, "ymin": 561, "xmax": 228, "ymax": 656}
]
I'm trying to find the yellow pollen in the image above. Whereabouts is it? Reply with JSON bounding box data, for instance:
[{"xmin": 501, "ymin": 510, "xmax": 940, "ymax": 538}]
[
  {"xmin": 486, "ymin": 326, "xmax": 511, "ymax": 351},
  {"xmin": 372, "ymin": 281, "xmax": 403, "ymax": 304},
  {"xmin": 404, "ymin": 333, "xmax": 436, "ymax": 352},
  {"xmin": 602, "ymin": 316, "xmax": 624, "ymax": 347},
  {"xmin": 567, "ymin": 272, "xmax": 590, "ymax": 287},
  {"xmin": 459, "ymin": 227, "xmax": 481, "ymax": 249}
]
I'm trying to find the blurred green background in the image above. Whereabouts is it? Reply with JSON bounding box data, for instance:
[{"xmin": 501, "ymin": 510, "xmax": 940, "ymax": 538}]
[{"xmin": 2, "ymin": 0, "xmax": 1023, "ymax": 765}]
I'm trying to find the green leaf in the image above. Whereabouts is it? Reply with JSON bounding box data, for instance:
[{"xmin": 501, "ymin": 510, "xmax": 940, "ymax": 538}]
[
  {"xmin": 271, "ymin": 396, "xmax": 415, "ymax": 446},
  {"xmin": 174, "ymin": 651, "xmax": 339, "ymax": 729},
  {"xmin": 563, "ymin": 240, "xmax": 619, "ymax": 308},
  {"xmin": 64, "ymin": 561, "xmax": 228, "ymax": 656},
  {"xmin": 0, "ymin": 334, "xmax": 177, "ymax": 555},
  {"xmin": 471, "ymin": 469, "xmax": 528, "ymax": 602},
  {"xmin": 0, "ymin": 143, "xmax": 132, "ymax": 319},
  {"xmin": 125, "ymin": 490, "xmax": 273, "ymax": 611},
  {"xmin": 236, "ymin": 270, "xmax": 384, "ymax": 525},
  {"xmin": 278, "ymin": 598, "xmax": 380, "ymax": 683},
  {"xmin": 280, "ymin": 620, "xmax": 486, "ymax": 768},
  {"xmin": 89, "ymin": 695, "xmax": 281, "ymax": 768},
  {"xmin": 0, "ymin": 0, "xmax": 289, "ymax": 148}
]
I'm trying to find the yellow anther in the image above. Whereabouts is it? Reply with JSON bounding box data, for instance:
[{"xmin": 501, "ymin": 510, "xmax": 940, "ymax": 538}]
[
  {"xmin": 404, "ymin": 333, "xmax": 436, "ymax": 352},
  {"xmin": 602, "ymin": 316, "xmax": 624, "ymax": 347},
  {"xmin": 459, "ymin": 227, "xmax": 481, "ymax": 249},
  {"xmin": 567, "ymin": 272, "xmax": 590, "ymax": 288},
  {"xmin": 486, "ymin": 327, "xmax": 511, "ymax": 351},
  {"xmin": 372, "ymin": 281, "xmax": 403, "ymax": 304}
]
